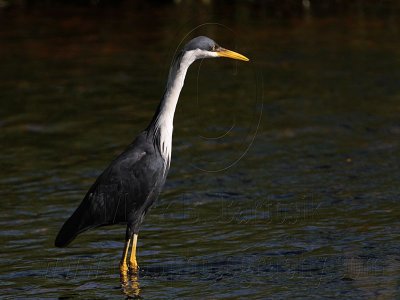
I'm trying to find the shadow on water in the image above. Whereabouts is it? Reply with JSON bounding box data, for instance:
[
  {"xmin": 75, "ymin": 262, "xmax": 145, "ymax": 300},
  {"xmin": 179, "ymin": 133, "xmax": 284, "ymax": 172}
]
[{"xmin": 121, "ymin": 272, "xmax": 141, "ymax": 299}]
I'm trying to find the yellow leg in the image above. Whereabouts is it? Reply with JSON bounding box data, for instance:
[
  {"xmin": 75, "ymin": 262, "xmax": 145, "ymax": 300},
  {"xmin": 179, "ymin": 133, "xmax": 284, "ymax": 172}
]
[
  {"xmin": 120, "ymin": 237, "xmax": 130, "ymax": 274},
  {"xmin": 129, "ymin": 234, "xmax": 139, "ymax": 272}
]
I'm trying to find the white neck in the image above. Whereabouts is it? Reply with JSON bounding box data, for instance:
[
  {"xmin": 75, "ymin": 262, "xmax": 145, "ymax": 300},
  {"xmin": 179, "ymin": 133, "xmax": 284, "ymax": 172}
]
[
  {"xmin": 149, "ymin": 49, "xmax": 218, "ymax": 167},
  {"xmin": 150, "ymin": 50, "xmax": 198, "ymax": 166}
]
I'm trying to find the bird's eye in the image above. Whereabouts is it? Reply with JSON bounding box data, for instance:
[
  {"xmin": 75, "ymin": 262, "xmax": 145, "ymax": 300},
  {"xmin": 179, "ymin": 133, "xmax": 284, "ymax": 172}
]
[{"xmin": 211, "ymin": 45, "xmax": 216, "ymax": 51}]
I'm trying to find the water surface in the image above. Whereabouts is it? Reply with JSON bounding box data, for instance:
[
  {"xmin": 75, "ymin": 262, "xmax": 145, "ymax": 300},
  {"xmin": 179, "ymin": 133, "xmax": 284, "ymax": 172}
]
[{"xmin": 0, "ymin": 2, "xmax": 399, "ymax": 299}]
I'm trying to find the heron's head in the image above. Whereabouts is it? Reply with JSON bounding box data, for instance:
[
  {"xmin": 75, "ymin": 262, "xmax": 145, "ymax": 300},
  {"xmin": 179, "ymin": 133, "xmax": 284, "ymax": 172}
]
[{"xmin": 181, "ymin": 36, "xmax": 249, "ymax": 63}]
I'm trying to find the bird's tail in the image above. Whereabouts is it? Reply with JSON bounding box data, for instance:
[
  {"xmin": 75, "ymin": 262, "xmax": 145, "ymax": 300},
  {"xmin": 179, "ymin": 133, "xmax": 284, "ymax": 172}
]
[{"xmin": 54, "ymin": 204, "xmax": 93, "ymax": 247}]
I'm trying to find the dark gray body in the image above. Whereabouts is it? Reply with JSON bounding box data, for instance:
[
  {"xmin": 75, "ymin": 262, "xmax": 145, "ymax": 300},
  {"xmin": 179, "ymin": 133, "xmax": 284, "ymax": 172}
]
[
  {"xmin": 55, "ymin": 131, "xmax": 167, "ymax": 247},
  {"xmin": 55, "ymin": 36, "xmax": 224, "ymax": 248}
]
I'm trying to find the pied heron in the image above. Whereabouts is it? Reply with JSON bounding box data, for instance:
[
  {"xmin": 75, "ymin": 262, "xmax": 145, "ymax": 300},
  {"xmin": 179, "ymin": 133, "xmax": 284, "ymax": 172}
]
[{"xmin": 55, "ymin": 36, "xmax": 249, "ymax": 274}]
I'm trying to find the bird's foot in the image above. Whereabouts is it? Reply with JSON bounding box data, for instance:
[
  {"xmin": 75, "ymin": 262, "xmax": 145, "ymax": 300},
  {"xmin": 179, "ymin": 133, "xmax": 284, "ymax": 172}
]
[
  {"xmin": 128, "ymin": 260, "xmax": 139, "ymax": 274},
  {"xmin": 120, "ymin": 260, "xmax": 129, "ymax": 274}
]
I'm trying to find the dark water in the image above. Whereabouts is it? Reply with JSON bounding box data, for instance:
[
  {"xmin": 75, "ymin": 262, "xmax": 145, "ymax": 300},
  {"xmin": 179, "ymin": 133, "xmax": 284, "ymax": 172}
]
[{"xmin": 1, "ymin": 2, "xmax": 400, "ymax": 299}]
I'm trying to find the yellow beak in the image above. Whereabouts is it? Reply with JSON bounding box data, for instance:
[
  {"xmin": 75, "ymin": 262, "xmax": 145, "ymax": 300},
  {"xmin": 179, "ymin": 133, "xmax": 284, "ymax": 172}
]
[{"xmin": 217, "ymin": 48, "xmax": 249, "ymax": 62}]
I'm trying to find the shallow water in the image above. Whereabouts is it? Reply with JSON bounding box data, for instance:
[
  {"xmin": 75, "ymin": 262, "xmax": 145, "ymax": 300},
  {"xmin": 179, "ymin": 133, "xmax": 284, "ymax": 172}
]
[{"xmin": 1, "ymin": 2, "xmax": 400, "ymax": 299}]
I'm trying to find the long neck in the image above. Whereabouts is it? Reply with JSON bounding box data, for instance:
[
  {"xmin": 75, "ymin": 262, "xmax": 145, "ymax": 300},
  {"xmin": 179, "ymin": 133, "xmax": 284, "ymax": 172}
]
[{"xmin": 148, "ymin": 51, "xmax": 194, "ymax": 166}]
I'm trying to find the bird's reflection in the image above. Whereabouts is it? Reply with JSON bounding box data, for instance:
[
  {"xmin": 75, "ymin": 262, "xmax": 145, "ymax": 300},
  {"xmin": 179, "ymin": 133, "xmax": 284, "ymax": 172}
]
[{"xmin": 120, "ymin": 271, "xmax": 141, "ymax": 298}]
